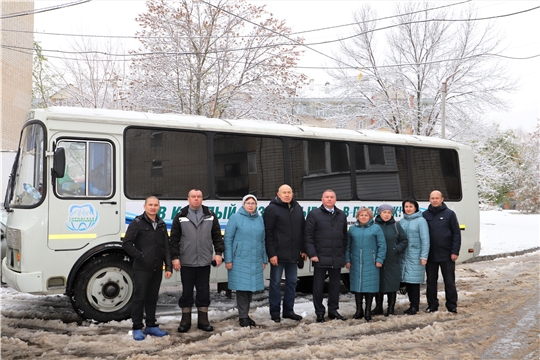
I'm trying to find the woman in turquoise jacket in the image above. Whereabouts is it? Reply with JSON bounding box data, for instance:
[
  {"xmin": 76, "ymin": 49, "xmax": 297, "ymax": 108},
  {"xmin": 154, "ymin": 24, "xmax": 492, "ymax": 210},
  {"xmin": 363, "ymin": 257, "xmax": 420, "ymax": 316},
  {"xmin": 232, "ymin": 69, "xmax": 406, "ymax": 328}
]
[
  {"xmin": 346, "ymin": 207, "xmax": 386, "ymax": 321},
  {"xmin": 224, "ymin": 195, "xmax": 267, "ymax": 327},
  {"xmin": 398, "ymin": 198, "xmax": 430, "ymax": 315}
]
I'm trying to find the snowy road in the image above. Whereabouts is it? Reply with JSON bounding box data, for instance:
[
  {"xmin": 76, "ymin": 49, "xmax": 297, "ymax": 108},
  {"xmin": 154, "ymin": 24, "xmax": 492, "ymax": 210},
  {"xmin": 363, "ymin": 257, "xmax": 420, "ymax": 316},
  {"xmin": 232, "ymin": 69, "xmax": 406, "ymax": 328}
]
[
  {"xmin": 1, "ymin": 250, "xmax": 538, "ymax": 359},
  {"xmin": 2, "ymin": 211, "xmax": 539, "ymax": 359}
]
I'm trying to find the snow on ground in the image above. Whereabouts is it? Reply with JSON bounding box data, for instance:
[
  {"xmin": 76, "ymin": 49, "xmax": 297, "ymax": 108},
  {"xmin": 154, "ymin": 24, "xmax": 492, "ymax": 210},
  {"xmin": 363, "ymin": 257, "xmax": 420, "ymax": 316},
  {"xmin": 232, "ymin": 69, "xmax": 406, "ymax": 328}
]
[
  {"xmin": 1, "ymin": 210, "xmax": 539, "ymax": 359},
  {"xmin": 479, "ymin": 210, "xmax": 539, "ymax": 255}
]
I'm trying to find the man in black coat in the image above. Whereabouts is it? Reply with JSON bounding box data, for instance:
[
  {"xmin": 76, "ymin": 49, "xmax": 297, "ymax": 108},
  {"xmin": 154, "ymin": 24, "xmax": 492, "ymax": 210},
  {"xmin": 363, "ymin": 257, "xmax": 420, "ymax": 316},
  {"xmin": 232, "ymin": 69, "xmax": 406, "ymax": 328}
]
[
  {"xmin": 263, "ymin": 184, "xmax": 306, "ymax": 322},
  {"xmin": 122, "ymin": 196, "xmax": 172, "ymax": 340},
  {"xmin": 422, "ymin": 190, "xmax": 461, "ymax": 314},
  {"xmin": 304, "ymin": 190, "xmax": 348, "ymax": 323}
]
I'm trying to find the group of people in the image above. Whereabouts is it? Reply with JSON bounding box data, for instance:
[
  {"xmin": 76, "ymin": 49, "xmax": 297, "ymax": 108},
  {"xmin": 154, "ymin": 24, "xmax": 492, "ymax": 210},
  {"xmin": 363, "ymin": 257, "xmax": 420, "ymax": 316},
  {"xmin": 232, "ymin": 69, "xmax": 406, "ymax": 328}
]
[{"xmin": 122, "ymin": 186, "xmax": 461, "ymax": 341}]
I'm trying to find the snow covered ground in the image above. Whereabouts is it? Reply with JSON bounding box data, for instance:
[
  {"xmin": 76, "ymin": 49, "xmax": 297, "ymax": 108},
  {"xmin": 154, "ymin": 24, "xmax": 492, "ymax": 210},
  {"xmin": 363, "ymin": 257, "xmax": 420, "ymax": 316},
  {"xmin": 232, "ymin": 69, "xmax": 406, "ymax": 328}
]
[
  {"xmin": 1, "ymin": 210, "xmax": 539, "ymax": 359},
  {"xmin": 478, "ymin": 210, "xmax": 539, "ymax": 255}
]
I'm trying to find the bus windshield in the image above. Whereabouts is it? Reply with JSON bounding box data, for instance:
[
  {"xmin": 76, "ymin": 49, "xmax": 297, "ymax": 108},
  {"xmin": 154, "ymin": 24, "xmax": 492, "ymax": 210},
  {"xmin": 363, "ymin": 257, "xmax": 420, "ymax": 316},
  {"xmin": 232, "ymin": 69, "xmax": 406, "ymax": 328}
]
[{"xmin": 7, "ymin": 123, "xmax": 45, "ymax": 208}]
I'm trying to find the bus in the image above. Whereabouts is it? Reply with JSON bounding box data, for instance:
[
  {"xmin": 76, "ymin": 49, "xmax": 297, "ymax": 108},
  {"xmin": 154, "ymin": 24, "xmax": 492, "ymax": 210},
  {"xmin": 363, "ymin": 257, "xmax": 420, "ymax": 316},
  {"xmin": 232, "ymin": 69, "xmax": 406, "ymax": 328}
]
[{"xmin": 2, "ymin": 107, "xmax": 480, "ymax": 322}]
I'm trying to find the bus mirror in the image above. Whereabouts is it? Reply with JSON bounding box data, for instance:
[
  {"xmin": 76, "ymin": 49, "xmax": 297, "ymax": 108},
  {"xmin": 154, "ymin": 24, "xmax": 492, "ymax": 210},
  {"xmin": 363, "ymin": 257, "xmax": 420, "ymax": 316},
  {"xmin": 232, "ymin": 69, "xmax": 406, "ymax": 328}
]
[{"xmin": 53, "ymin": 147, "xmax": 66, "ymax": 178}]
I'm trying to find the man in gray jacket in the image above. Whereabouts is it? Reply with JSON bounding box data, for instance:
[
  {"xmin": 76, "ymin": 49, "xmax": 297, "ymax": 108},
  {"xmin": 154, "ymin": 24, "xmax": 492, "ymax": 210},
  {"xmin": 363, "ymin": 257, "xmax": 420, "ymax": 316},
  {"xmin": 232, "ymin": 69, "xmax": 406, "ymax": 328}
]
[{"xmin": 170, "ymin": 189, "xmax": 224, "ymax": 332}]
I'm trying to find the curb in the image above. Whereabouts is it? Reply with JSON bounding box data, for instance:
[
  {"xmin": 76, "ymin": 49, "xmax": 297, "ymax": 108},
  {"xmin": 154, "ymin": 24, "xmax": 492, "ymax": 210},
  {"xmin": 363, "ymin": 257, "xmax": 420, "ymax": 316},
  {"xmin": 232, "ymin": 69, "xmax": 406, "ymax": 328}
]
[{"xmin": 462, "ymin": 247, "xmax": 540, "ymax": 263}]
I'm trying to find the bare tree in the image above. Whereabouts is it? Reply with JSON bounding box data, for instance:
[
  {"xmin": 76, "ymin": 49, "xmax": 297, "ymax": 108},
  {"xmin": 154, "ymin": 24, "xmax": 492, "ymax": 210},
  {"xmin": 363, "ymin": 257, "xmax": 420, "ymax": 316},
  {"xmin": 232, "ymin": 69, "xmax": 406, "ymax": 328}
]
[
  {"xmin": 329, "ymin": 2, "xmax": 517, "ymax": 137},
  {"xmin": 54, "ymin": 36, "xmax": 129, "ymax": 109},
  {"xmin": 128, "ymin": 0, "xmax": 306, "ymax": 122}
]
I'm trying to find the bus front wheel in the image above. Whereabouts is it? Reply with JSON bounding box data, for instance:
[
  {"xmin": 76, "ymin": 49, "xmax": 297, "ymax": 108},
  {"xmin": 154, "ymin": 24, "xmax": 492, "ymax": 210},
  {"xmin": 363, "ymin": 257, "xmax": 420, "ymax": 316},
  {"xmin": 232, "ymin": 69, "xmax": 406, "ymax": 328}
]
[{"xmin": 70, "ymin": 253, "xmax": 134, "ymax": 322}]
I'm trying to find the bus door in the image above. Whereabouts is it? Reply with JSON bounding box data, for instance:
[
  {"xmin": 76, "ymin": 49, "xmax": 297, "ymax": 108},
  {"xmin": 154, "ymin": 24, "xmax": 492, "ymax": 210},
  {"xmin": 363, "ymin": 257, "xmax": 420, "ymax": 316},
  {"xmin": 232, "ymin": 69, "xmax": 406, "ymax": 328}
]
[{"xmin": 48, "ymin": 137, "xmax": 120, "ymax": 250}]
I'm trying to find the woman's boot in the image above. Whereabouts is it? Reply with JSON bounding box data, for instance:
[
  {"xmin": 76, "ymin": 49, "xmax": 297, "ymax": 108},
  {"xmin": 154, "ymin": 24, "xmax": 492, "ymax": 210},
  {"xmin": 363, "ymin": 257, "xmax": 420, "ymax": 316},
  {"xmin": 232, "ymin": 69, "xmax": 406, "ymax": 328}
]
[
  {"xmin": 364, "ymin": 293, "xmax": 374, "ymax": 321},
  {"xmin": 385, "ymin": 292, "xmax": 396, "ymax": 316},
  {"xmin": 372, "ymin": 292, "xmax": 384, "ymax": 315},
  {"xmin": 353, "ymin": 293, "xmax": 364, "ymax": 319}
]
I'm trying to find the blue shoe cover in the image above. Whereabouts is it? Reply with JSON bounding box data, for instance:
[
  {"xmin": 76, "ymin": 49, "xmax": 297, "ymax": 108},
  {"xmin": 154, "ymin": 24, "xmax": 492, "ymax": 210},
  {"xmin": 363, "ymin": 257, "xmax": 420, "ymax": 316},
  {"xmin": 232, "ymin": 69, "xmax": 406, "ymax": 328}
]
[
  {"xmin": 133, "ymin": 329, "xmax": 145, "ymax": 341},
  {"xmin": 143, "ymin": 326, "xmax": 168, "ymax": 337}
]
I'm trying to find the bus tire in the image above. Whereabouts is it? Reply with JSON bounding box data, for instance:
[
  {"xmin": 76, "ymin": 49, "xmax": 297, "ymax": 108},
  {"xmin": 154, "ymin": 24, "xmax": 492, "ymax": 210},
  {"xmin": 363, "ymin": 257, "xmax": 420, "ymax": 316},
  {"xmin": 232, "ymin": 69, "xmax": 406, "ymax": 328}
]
[{"xmin": 70, "ymin": 253, "xmax": 134, "ymax": 322}]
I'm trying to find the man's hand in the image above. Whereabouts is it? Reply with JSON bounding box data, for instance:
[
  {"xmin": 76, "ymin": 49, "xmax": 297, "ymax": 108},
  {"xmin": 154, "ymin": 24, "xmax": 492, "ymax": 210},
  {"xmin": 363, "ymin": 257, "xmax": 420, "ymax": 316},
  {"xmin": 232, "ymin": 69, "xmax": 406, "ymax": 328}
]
[
  {"xmin": 165, "ymin": 271, "xmax": 172, "ymax": 279},
  {"xmin": 269, "ymin": 256, "xmax": 278, "ymax": 266},
  {"xmin": 213, "ymin": 254, "xmax": 223, "ymax": 266},
  {"xmin": 451, "ymin": 254, "xmax": 459, "ymax": 262},
  {"xmin": 172, "ymin": 259, "xmax": 181, "ymax": 271},
  {"xmin": 310, "ymin": 256, "xmax": 319, "ymax": 262}
]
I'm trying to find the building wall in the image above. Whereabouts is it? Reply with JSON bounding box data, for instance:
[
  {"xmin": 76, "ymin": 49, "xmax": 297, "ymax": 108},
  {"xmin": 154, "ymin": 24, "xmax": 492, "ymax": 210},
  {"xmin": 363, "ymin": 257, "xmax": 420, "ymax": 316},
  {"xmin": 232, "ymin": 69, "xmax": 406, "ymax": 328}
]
[
  {"xmin": 1, "ymin": 1, "xmax": 34, "ymax": 204},
  {"xmin": 1, "ymin": 1, "xmax": 33, "ymax": 150}
]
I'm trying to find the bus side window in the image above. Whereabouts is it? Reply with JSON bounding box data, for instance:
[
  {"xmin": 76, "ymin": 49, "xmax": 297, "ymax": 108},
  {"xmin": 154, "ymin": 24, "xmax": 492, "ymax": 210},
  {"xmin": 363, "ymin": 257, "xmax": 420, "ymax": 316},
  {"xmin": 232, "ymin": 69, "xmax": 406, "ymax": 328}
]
[
  {"xmin": 57, "ymin": 141, "xmax": 86, "ymax": 196},
  {"xmin": 88, "ymin": 142, "xmax": 112, "ymax": 197},
  {"xmin": 56, "ymin": 140, "xmax": 112, "ymax": 197}
]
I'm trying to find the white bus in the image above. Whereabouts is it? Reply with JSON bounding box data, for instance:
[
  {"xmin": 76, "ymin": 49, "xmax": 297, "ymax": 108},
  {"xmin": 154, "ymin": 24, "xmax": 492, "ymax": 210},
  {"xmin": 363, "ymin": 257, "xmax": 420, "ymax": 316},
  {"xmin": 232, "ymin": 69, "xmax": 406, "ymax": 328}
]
[{"xmin": 2, "ymin": 107, "xmax": 480, "ymax": 322}]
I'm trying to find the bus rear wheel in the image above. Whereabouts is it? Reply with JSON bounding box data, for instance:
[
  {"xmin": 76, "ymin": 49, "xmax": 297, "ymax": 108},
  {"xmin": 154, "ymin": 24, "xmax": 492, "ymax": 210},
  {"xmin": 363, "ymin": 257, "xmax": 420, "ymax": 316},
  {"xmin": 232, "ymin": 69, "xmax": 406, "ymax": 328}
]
[{"xmin": 70, "ymin": 253, "xmax": 134, "ymax": 322}]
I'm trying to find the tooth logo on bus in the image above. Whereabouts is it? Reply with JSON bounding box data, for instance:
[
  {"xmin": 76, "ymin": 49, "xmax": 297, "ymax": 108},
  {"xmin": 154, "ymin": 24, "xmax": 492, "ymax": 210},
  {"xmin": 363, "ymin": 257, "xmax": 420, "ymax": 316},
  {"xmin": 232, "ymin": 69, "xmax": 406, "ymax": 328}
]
[{"xmin": 66, "ymin": 203, "xmax": 99, "ymax": 231}]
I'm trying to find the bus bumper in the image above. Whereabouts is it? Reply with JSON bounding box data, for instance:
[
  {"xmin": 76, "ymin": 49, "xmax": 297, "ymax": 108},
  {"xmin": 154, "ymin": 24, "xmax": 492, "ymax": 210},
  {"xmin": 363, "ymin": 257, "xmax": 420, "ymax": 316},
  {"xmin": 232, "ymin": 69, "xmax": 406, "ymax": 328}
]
[{"xmin": 2, "ymin": 258, "xmax": 44, "ymax": 293}]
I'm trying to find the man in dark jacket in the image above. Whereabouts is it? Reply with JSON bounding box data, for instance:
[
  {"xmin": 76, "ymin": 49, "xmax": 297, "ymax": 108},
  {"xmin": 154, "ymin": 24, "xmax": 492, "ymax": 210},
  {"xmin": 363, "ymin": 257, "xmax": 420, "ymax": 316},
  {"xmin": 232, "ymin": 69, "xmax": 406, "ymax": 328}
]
[
  {"xmin": 169, "ymin": 189, "xmax": 224, "ymax": 332},
  {"xmin": 304, "ymin": 189, "xmax": 348, "ymax": 323},
  {"xmin": 422, "ymin": 190, "xmax": 461, "ymax": 314},
  {"xmin": 264, "ymin": 184, "xmax": 306, "ymax": 322},
  {"xmin": 122, "ymin": 196, "xmax": 172, "ymax": 341}
]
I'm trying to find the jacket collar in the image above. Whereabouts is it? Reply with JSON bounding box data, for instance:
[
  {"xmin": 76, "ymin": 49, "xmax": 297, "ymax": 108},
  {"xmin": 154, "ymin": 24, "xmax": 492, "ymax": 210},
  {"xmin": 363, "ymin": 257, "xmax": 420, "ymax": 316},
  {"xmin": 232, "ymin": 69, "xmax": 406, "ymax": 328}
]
[{"xmin": 428, "ymin": 202, "xmax": 448, "ymax": 214}]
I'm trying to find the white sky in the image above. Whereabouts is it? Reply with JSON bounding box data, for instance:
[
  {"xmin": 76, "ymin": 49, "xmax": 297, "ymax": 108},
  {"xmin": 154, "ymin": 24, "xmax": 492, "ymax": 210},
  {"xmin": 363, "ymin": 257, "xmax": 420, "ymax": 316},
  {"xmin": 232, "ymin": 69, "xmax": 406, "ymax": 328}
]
[{"xmin": 31, "ymin": 0, "xmax": 540, "ymax": 131}]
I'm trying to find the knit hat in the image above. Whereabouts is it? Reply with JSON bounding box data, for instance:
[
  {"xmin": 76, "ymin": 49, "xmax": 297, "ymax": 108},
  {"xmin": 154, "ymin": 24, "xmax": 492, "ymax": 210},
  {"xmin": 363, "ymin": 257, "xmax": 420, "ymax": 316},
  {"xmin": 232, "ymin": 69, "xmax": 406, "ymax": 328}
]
[
  {"xmin": 378, "ymin": 203, "xmax": 394, "ymax": 213},
  {"xmin": 242, "ymin": 194, "xmax": 258, "ymax": 204}
]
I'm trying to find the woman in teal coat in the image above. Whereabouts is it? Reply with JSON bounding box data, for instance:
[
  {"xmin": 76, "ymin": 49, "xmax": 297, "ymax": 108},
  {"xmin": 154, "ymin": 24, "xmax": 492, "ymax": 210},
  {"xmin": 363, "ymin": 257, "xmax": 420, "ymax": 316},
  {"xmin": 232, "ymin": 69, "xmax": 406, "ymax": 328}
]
[
  {"xmin": 346, "ymin": 207, "xmax": 386, "ymax": 321},
  {"xmin": 399, "ymin": 198, "xmax": 430, "ymax": 315},
  {"xmin": 224, "ymin": 195, "xmax": 267, "ymax": 327}
]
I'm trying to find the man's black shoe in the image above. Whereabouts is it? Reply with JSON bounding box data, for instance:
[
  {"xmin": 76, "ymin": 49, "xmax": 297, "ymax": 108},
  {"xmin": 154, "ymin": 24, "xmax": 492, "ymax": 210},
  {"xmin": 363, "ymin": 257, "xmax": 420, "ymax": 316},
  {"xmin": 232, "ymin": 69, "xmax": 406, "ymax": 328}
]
[
  {"xmin": 425, "ymin": 307, "xmax": 438, "ymax": 313},
  {"xmin": 448, "ymin": 308, "xmax": 458, "ymax": 313},
  {"xmin": 239, "ymin": 318, "xmax": 251, "ymax": 327},
  {"xmin": 271, "ymin": 314, "xmax": 281, "ymax": 323},
  {"xmin": 404, "ymin": 307, "xmax": 418, "ymax": 315},
  {"xmin": 316, "ymin": 314, "xmax": 325, "ymax": 323},
  {"xmin": 328, "ymin": 311, "xmax": 346, "ymax": 321},
  {"xmin": 283, "ymin": 313, "xmax": 302, "ymax": 321}
]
